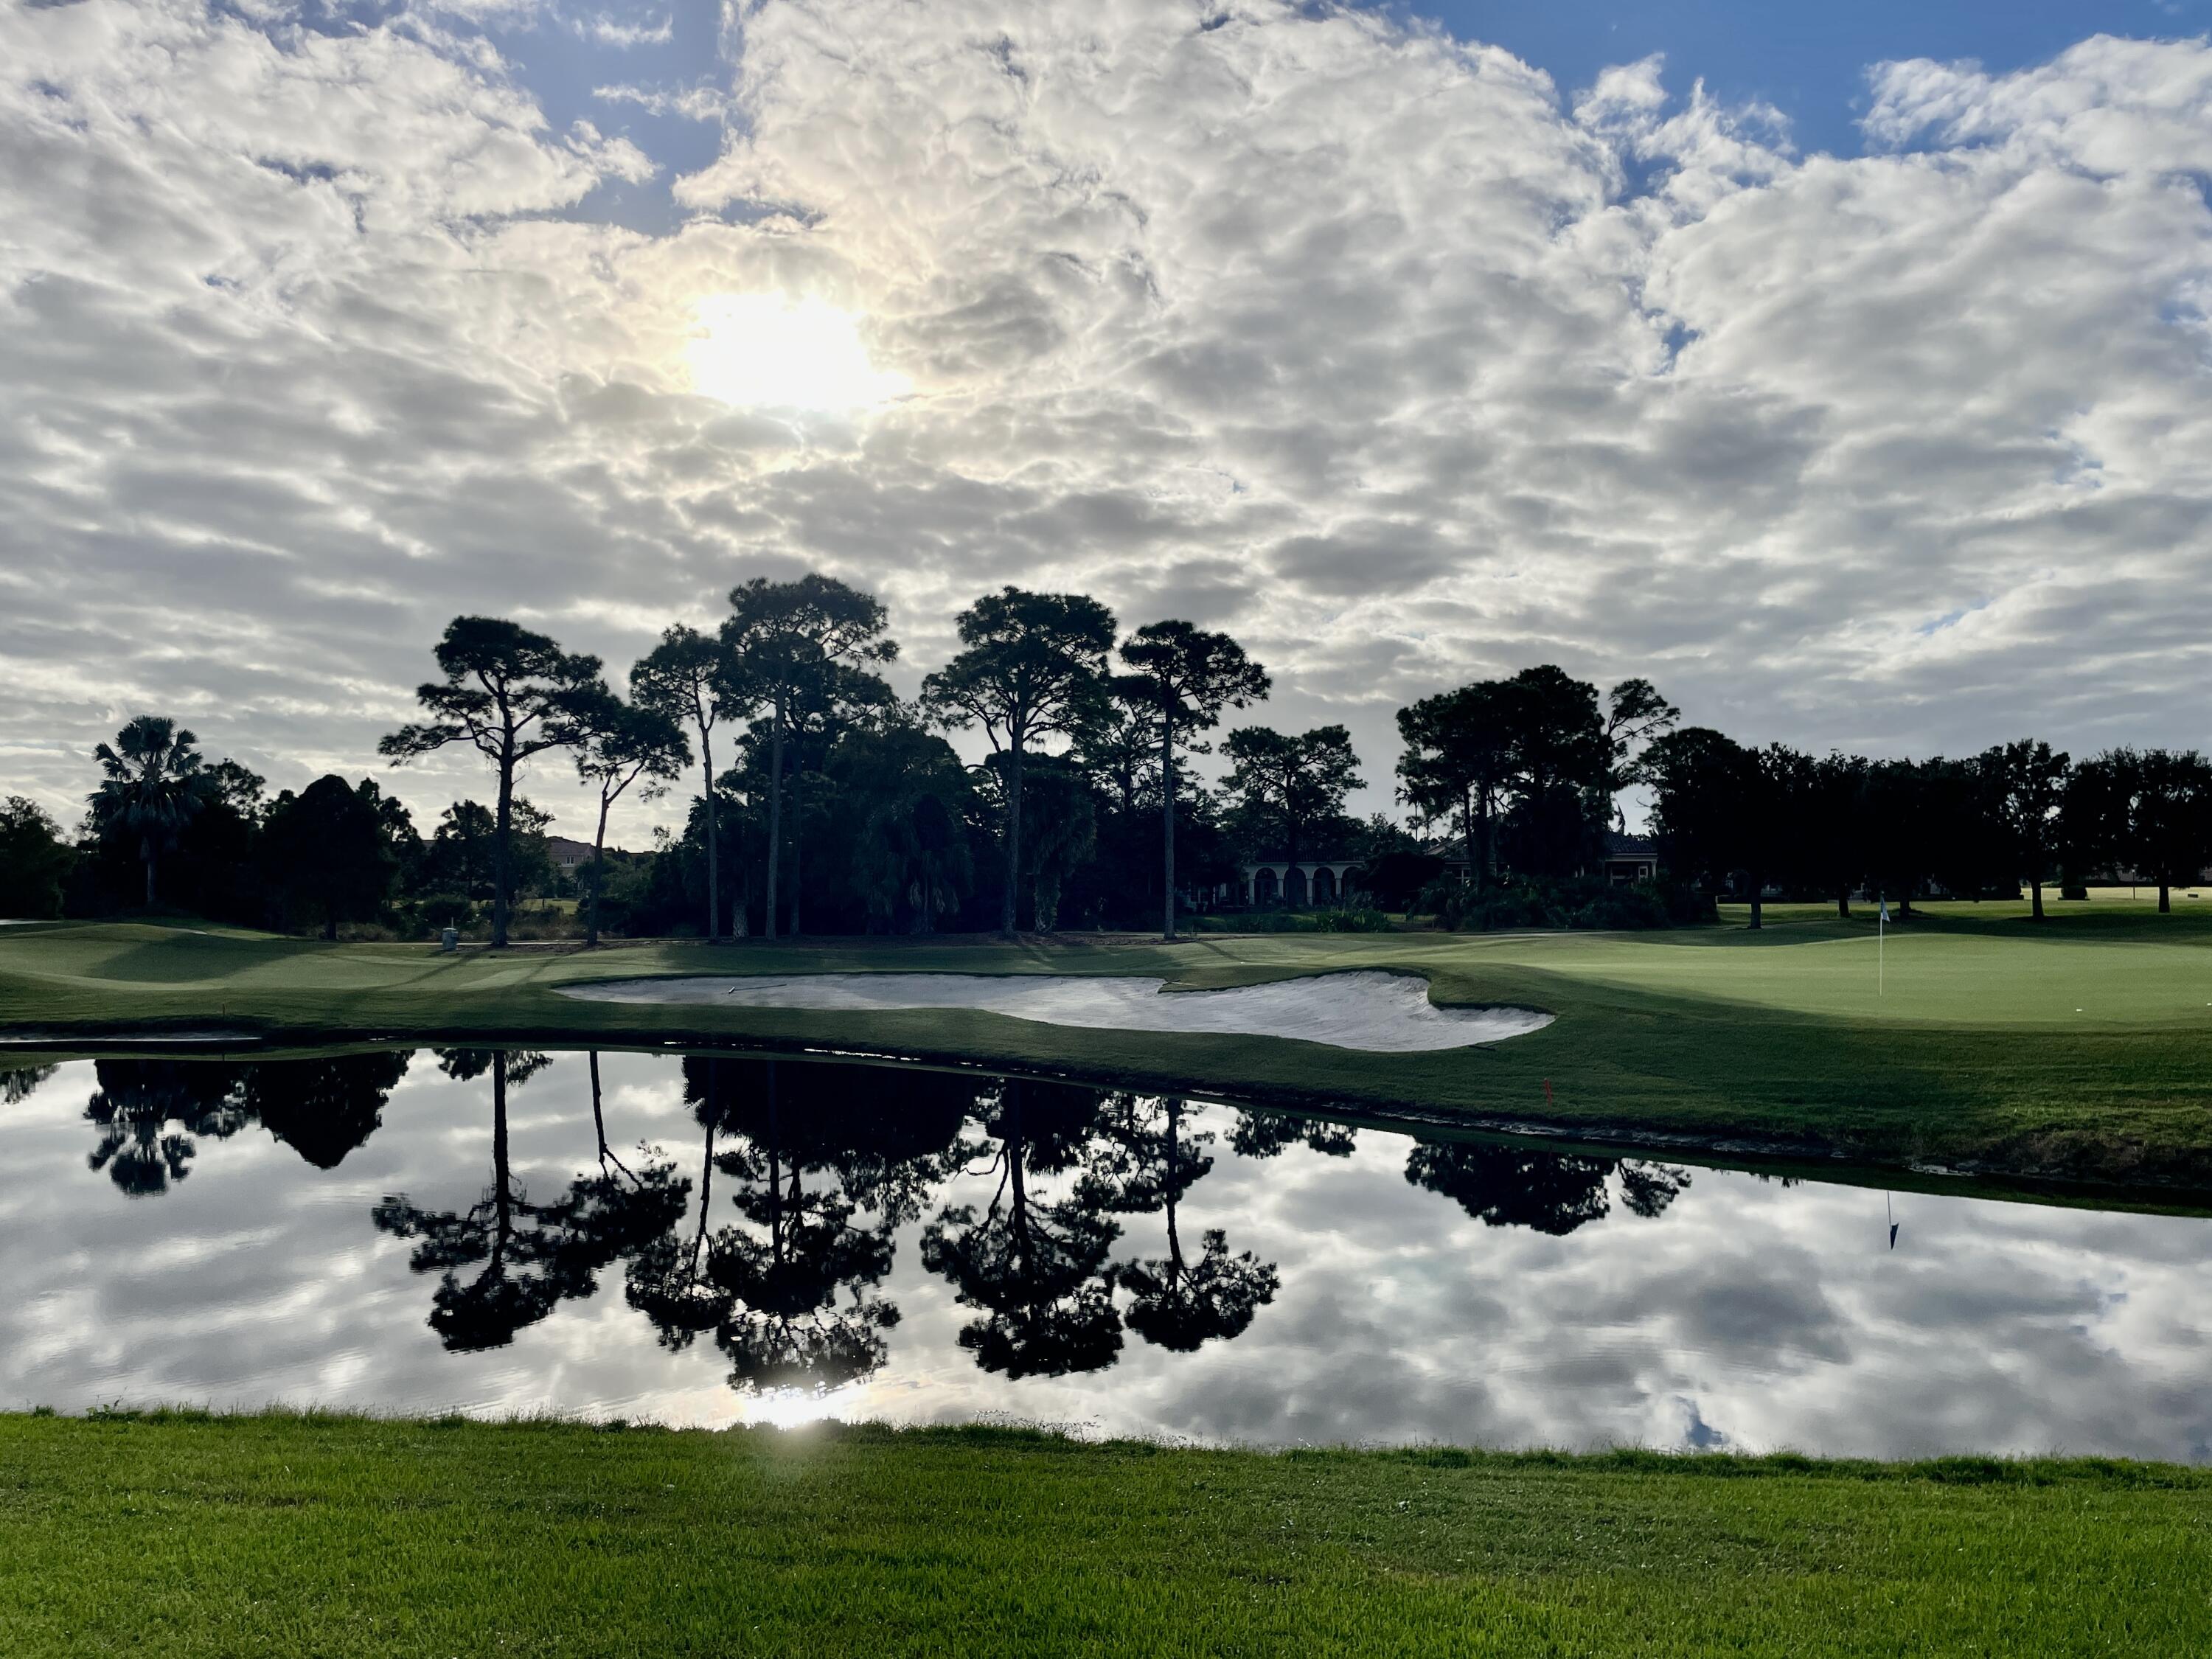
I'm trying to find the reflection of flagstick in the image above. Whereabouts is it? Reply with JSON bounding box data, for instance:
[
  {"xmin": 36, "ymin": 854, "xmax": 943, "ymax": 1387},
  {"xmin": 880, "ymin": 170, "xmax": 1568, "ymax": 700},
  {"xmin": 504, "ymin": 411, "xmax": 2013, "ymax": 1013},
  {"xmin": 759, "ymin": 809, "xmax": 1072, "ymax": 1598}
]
[{"xmin": 1886, "ymin": 1190, "xmax": 1899, "ymax": 1251}]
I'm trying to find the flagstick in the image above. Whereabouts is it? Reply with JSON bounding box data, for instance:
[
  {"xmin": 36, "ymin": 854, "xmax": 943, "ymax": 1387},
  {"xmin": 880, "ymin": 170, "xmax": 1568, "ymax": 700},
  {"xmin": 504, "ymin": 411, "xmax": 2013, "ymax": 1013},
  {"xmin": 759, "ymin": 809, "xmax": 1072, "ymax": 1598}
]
[{"xmin": 1878, "ymin": 895, "xmax": 1885, "ymax": 996}]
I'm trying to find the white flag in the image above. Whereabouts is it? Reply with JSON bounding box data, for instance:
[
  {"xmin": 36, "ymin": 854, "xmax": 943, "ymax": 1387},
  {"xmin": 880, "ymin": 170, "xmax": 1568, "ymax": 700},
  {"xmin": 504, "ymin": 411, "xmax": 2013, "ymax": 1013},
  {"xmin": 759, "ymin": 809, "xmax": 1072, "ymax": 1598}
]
[{"xmin": 1879, "ymin": 899, "xmax": 1891, "ymax": 922}]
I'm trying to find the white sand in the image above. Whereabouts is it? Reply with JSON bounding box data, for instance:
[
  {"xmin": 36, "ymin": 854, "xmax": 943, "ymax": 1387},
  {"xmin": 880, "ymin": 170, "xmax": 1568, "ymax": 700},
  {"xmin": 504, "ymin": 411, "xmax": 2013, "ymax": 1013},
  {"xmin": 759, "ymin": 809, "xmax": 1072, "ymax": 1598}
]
[{"xmin": 557, "ymin": 969, "xmax": 1551, "ymax": 1054}]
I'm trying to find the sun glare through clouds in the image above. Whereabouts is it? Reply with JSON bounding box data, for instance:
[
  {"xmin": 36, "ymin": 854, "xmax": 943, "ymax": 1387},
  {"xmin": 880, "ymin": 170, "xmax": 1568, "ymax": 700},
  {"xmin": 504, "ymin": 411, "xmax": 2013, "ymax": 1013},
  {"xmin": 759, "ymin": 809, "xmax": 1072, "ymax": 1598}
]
[{"xmin": 685, "ymin": 292, "xmax": 907, "ymax": 411}]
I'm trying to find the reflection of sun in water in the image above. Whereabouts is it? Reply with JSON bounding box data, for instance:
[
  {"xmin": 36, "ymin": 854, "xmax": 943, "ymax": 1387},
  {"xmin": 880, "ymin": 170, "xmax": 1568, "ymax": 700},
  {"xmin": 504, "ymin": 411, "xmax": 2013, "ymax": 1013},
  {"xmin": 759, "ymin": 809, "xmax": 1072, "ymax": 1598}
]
[{"xmin": 686, "ymin": 292, "xmax": 907, "ymax": 411}]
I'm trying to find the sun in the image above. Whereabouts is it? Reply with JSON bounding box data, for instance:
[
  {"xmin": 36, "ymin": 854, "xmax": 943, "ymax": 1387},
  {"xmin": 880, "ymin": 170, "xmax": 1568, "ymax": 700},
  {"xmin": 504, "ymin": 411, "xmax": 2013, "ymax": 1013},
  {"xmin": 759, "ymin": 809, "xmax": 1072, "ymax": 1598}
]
[{"xmin": 685, "ymin": 292, "xmax": 907, "ymax": 412}]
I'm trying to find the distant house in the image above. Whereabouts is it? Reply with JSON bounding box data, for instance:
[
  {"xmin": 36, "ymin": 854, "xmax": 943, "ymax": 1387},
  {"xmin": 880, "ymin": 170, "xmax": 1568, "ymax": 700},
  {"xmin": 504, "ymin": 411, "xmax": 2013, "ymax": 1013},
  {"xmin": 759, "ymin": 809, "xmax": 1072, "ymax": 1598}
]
[
  {"xmin": 1596, "ymin": 832, "xmax": 1658, "ymax": 886},
  {"xmin": 1235, "ymin": 857, "xmax": 1363, "ymax": 908},
  {"xmin": 546, "ymin": 835, "xmax": 602, "ymax": 874}
]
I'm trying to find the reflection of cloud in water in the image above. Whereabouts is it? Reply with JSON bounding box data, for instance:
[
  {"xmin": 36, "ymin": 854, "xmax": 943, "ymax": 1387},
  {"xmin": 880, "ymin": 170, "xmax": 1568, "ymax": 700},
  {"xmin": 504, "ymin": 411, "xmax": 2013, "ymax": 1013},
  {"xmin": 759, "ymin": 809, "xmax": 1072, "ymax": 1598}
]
[{"xmin": 0, "ymin": 1053, "xmax": 2210, "ymax": 1461}]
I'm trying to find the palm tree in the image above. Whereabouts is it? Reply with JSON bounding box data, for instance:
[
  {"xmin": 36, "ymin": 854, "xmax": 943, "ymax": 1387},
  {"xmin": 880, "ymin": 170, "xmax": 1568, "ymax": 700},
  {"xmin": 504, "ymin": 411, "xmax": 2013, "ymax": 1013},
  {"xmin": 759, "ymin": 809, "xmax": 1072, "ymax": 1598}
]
[{"xmin": 90, "ymin": 716, "xmax": 211, "ymax": 908}]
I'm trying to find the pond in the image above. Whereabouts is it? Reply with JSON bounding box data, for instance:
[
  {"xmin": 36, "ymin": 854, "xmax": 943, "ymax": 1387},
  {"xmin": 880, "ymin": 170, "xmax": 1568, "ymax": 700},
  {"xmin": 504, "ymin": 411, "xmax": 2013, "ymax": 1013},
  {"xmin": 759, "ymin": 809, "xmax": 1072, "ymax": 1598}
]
[{"xmin": 3, "ymin": 1048, "xmax": 2208, "ymax": 1460}]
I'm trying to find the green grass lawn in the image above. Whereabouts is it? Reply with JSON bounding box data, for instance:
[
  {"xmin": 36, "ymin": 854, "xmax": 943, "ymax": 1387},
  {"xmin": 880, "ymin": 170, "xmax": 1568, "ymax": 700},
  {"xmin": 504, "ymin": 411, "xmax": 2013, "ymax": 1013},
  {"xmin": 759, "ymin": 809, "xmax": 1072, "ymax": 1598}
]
[
  {"xmin": 2, "ymin": 1411, "xmax": 2205, "ymax": 1657},
  {"xmin": 7, "ymin": 905, "xmax": 2212, "ymax": 1189}
]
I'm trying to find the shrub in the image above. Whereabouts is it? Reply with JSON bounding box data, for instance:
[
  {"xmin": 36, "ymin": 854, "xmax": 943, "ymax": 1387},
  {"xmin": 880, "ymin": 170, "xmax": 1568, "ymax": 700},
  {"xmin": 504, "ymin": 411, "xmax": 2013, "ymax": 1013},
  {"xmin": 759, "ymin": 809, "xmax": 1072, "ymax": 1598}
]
[
  {"xmin": 417, "ymin": 893, "xmax": 476, "ymax": 933},
  {"xmin": 1417, "ymin": 875, "xmax": 1714, "ymax": 932}
]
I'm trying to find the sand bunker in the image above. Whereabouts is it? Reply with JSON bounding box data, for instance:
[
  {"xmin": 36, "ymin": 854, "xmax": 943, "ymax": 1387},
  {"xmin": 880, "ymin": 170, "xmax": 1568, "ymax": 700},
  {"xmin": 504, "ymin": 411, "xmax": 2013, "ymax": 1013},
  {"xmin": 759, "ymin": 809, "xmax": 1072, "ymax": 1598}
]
[{"xmin": 558, "ymin": 970, "xmax": 1551, "ymax": 1054}]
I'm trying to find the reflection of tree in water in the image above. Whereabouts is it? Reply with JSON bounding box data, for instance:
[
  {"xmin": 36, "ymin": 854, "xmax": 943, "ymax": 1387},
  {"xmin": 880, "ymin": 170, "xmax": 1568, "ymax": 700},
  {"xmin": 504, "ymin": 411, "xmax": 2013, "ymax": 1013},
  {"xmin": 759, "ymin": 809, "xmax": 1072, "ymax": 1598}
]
[
  {"xmin": 79, "ymin": 1051, "xmax": 420, "ymax": 1195},
  {"xmin": 628, "ymin": 1057, "xmax": 968, "ymax": 1394},
  {"xmin": 375, "ymin": 1051, "xmax": 684, "ymax": 1352},
  {"xmin": 3, "ymin": 1063, "xmax": 56, "ymax": 1105},
  {"xmin": 1087, "ymin": 1095, "xmax": 1279, "ymax": 1352},
  {"xmin": 1404, "ymin": 1141, "xmax": 1691, "ymax": 1236},
  {"xmin": 922, "ymin": 1079, "xmax": 1124, "ymax": 1379},
  {"xmin": 83, "ymin": 1060, "xmax": 250, "ymax": 1196},
  {"xmin": 1228, "ymin": 1108, "xmax": 1357, "ymax": 1161},
  {"xmin": 240, "ymin": 1051, "xmax": 411, "ymax": 1169}
]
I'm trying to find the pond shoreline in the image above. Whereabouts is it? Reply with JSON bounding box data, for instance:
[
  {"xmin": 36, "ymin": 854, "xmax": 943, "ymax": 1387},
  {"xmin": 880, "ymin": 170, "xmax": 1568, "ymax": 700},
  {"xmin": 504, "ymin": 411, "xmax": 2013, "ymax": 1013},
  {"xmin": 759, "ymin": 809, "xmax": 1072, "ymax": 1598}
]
[
  {"xmin": 12, "ymin": 919, "xmax": 2212, "ymax": 1199},
  {"xmin": 15, "ymin": 1023, "xmax": 2212, "ymax": 1216}
]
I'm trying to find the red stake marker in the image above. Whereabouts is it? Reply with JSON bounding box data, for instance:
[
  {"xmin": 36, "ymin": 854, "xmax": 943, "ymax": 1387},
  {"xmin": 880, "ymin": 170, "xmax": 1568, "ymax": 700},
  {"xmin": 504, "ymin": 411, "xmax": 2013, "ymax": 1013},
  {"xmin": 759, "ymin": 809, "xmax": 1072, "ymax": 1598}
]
[{"xmin": 1543, "ymin": 1078, "xmax": 1553, "ymax": 1103}]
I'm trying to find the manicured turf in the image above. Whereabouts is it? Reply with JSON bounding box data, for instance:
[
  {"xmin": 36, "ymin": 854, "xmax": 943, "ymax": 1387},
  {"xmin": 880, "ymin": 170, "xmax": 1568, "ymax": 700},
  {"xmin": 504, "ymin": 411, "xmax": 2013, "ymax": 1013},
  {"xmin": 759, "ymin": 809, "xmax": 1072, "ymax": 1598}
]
[
  {"xmin": 1, "ymin": 1411, "xmax": 2205, "ymax": 1657},
  {"xmin": 6, "ymin": 907, "xmax": 2212, "ymax": 1188}
]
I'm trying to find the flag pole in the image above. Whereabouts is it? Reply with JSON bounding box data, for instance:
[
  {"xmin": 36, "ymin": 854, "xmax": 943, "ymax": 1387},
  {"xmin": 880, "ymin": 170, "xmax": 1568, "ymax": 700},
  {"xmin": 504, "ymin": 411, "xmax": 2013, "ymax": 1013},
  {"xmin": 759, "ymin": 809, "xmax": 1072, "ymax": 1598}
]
[{"xmin": 1878, "ymin": 890, "xmax": 1885, "ymax": 996}]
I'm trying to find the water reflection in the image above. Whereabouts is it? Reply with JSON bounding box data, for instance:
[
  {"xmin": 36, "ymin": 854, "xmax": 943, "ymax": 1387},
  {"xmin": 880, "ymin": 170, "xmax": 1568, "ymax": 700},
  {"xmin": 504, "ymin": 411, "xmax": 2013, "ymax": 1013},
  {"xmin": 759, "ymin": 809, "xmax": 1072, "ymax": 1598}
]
[
  {"xmin": 372, "ymin": 1051, "xmax": 686, "ymax": 1352},
  {"xmin": 3, "ymin": 1048, "xmax": 2210, "ymax": 1459}
]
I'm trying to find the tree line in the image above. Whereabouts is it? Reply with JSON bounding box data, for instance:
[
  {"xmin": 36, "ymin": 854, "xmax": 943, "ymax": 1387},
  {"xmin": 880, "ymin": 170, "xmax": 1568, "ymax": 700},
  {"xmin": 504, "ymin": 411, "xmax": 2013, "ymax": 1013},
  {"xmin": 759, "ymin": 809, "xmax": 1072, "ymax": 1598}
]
[{"xmin": 3, "ymin": 569, "xmax": 2208, "ymax": 936}]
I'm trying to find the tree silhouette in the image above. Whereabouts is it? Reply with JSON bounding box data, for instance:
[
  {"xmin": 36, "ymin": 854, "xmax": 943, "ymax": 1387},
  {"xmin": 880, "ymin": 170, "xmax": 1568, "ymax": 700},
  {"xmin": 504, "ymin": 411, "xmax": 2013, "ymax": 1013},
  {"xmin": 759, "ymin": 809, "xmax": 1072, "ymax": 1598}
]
[
  {"xmin": 838, "ymin": 724, "xmax": 976, "ymax": 933},
  {"xmin": 922, "ymin": 1079, "xmax": 1123, "ymax": 1377},
  {"xmin": 0, "ymin": 797, "xmax": 72, "ymax": 919},
  {"xmin": 1223, "ymin": 724, "xmax": 1363, "ymax": 884},
  {"xmin": 375, "ymin": 1051, "xmax": 678, "ymax": 1352},
  {"xmin": 240, "ymin": 1050, "xmax": 410, "ymax": 1169},
  {"xmin": 922, "ymin": 587, "xmax": 1117, "ymax": 935},
  {"xmin": 720, "ymin": 574, "xmax": 897, "ymax": 939},
  {"xmin": 1397, "ymin": 681, "xmax": 1514, "ymax": 890},
  {"xmin": 82, "ymin": 1059, "xmax": 250, "ymax": 1197},
  {"xmin": 378, "ymin": 617, "xmax": 607, "ymax": 947},
  {"xmin": 1987, "ymin": 740, "xmax": 2070, "ymax": 921},
  {"xmin": 1118, "ymin": 622, "xmax": 1269, "ymax": 939},
  {"xmin": 573, "ymin": 696, "xmax": 688, "ymax": 946},
  {"xmin": 627, "ymin": 1058, "xmax": 967, "ymax": 1394},
  {"xmin": 89, "ymin": 715, "xmax": 212, "ymax": 908},
  {"xmin": 1227, "ymin": 1109, "xmax": 1357, "ymax": 1161},
  {"xmin": 1405, "ymin": 1141, "xmax": 1690, "ymax": 1235},
  {"xmin": 631, "ymin": 625, "xmax": 734, "ymax": 939},
  {"xmin": 261, "ymin": 776, "xmax": 394, "ymax": 938},
  {"xmin": 622, "ymin": 1073, "xmax": 727, "ymax": 1352},
  {"xmin": 1087, "ymin": 1094, "xmax": 1279, "ymax": 1352},
  {"xmin": 2, "ymin": 1063, "xmax": 56, "ymax": 1105}
]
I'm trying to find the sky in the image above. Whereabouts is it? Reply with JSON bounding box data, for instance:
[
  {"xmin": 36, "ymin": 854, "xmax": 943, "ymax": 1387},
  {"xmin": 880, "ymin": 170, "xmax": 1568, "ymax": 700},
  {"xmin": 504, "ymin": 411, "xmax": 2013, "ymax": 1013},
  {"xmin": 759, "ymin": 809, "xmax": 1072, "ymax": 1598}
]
[{"xmin": 4, "ymin": 0, "xmax": 2211, "ymax": 844}]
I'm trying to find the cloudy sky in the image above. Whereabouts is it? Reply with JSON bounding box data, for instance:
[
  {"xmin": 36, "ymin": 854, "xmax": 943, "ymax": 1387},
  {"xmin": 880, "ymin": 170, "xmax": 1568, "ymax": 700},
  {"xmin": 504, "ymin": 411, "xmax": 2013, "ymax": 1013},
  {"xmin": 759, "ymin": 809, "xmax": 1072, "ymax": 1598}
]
[{"xmin": 4, "ymin": 0, "xmax": 2211, "ymax": 840}]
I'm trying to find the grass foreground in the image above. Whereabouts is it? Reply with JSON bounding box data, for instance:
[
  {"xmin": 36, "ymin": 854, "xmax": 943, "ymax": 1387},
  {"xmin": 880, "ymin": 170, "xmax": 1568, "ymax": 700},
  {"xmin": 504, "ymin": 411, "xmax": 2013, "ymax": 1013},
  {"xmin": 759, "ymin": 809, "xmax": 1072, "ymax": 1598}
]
[
  {"xmin": 1, "ymin": 1411, "xmax": 2206, "ymax": 1656},
  {"xmin": 7, "ymin": 905, "xmax": 2212, "ymax": 1189}
]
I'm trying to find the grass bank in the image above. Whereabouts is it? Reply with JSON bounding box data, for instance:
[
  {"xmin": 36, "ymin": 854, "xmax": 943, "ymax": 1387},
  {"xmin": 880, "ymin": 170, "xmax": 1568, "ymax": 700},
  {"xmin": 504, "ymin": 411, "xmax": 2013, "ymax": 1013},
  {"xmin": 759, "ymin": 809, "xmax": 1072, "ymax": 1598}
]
[
  {"xmin": 6, "ymin": 907, "xmax": 2212, "ymax": 1189},
  {"xmin": 2, "ymin": 1411, "xmax": 2205, "ymax": 1656}
]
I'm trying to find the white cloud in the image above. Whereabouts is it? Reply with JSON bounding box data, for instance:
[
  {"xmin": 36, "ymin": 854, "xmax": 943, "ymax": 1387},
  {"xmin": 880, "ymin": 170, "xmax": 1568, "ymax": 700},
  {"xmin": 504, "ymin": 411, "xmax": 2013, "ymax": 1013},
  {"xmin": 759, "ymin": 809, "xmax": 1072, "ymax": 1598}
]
[
  {"xmin": 580, "ymin": 11, "xmax": 675, "ymax": 48},
  {"xmin": 3, "ymin": 0, "xmax": 2211, "ymax": 844}
]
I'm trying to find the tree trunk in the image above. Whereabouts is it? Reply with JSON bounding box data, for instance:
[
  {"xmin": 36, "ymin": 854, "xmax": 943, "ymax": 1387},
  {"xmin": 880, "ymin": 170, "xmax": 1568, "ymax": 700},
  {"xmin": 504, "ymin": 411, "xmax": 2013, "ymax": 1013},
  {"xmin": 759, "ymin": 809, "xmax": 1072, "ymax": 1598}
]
[
  {"xmin": 1836, "ymin": 888, "xmax": 1850, "ymax": 919},
  {"xmin": 490, "ymin": 1051, "xmax": 512, "ymax": 1251},
  {"xmin": 2160, "ymin": 880, "xmax": 2171, "ymax": 914},
  {"xmin": 590, "ymin": 1051, "xmax": 608, "ymax": 1169},
  {"xmin": 1003, "ymin": 737, "xmax": 1025, "ymax": 936},
  {"xmin": 1461, "ymin": 787, "xmax": 1475, "ymax": 891},
  {"xmin": 1164, "ymin": 1102, "xmax": 1183, "ymax": 1284},
  {"xmin": 699, "ymin": 714, "xmax": 718, "ymax": 943},
  {"xmin": 1286, "ymin": 810, "xmax": 1302, "ymax": 909},
  {"xmin": 324, "ymin": 914, "xmax": 338, "ymax": 942},
  {"xmin": 143, "ymin": 841, "xmax": 157, "ymax": 908},
  {"xmin": 1747, "ymin": 869, "xmax": 1762, "ymax": 931},
  {"xmin": 588, "ymin": 788, "xmax": 611, "ymax": 947},
  {"xmin": 1160, "ymin": 708, "xmax": 1177, "ymax": 941},
  {"xmin": 790, "ymin": 759, "xmax": 804, "ymax": 938},
  {"xmin": 2030, "ymin": 878, "xmax": 2045, "ymax": 922},
  {"xmin": 765, "ymin": 696, "xmax": 784, "ymax": 940},
  {"xmin": 1478, "ymin": 785, "xmax": 1494, "ymax": 892},
  {"xmin": 492, "ymin": 748, "xmax": 515, "ymax": 948}
]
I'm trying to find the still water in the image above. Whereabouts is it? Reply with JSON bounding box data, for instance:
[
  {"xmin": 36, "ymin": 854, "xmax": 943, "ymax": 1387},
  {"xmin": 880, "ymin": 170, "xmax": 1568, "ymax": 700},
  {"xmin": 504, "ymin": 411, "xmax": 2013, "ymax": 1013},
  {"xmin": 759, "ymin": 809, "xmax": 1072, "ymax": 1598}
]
[{"xmin": 3, "ymin": 1048, "xmax": 2208, "ymax": 1460}]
